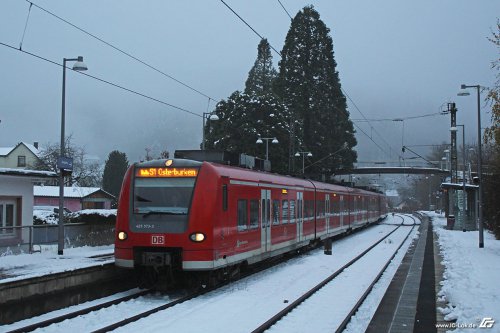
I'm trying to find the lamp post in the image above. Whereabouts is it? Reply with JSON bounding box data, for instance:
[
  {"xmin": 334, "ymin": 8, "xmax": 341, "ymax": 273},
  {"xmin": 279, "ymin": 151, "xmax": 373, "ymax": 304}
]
[
  {"xmin": 201, "ymin": 112, "xmax": 219, "ymax": 150},
  {"xmin": 256, "ymin": 137, "xmax": 279, "ymax": 160},
  {"xmin": 451, "ymin": 125, "xmax": 467, "ymax": 232},
  {"xmin": 458, "ymin": 84, "xmax": 483, "ymax": 247},
  {"xmin": 294, "ymin": 151, "xmax": 312, "ymax": 175},
  {"xmin": 58, "ymin": 56, "xmax": 87, "ymax": 255}
]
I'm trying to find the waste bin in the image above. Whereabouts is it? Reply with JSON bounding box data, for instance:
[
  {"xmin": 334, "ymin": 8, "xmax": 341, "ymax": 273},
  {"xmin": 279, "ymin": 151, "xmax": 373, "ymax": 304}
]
[{"xmin": 447, "ymin": 215, "xmax": 455, "ymax": 230}]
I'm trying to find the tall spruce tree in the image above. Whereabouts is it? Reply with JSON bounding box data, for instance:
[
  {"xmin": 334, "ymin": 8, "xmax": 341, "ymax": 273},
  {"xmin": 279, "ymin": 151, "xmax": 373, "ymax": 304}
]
[
  {"xmin": 276, "ymin": 5, "xmax": 357, "ymax": 177},
  {"xmin": 244, "ymin": 39, "xmax": 278, "ymax": 96},
  {"xmin": 102, "ymin": 150, "xmax": 129, "ymax": 202},
  {"xmin": 204, "ymin": 39, "xmax": 289, "ymax": 173}
]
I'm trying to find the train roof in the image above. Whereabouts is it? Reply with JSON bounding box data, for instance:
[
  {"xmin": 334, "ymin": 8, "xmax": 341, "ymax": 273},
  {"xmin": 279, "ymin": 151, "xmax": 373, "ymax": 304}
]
[
  {"xmin": 133, "ymin": 158, "xmax": 384, "ymax": 197},
  {"xmin": 203, "ymin": 161, "xmax": 383, "ymax": 197}
]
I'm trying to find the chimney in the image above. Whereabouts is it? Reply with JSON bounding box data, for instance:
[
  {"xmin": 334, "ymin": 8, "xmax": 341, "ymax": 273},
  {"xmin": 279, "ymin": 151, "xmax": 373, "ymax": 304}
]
[{"xmin": 34, "ymin": 142, "xmax": 39, "ymax": 149}]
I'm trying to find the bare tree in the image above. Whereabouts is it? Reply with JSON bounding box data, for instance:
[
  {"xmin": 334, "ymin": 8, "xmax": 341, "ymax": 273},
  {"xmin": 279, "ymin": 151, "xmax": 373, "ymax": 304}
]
[{"xmin": 32, "ymin": 135, "xmax": 102, "ymax": 187}]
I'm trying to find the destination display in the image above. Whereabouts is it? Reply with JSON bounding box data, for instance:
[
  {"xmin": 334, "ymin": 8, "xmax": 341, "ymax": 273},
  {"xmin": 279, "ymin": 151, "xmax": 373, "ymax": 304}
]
[{"xmin": 136, "ymin": 167, "xmax": 198, "ymax": 178}]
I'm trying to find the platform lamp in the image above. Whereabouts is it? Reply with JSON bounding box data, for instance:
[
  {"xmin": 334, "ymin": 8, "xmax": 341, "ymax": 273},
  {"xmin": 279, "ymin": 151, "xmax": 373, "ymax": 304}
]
[
  {"xmin": 58, "ymin": 56, "xmax": 87, "ymax": 255},
  {"xmin": 295, "ymin": 151, "xmax": 312, "ymax": 175},
  {"xmin": 457, "ymin": 84, "xmax": 484, "ymax": 247},
  {"xmin": 256, "ymin": 137, "xmax": 279, "ymax": 161},
  {"xmin": 201, "ymin": 112, "xmax": 219, "ymax": 150}
]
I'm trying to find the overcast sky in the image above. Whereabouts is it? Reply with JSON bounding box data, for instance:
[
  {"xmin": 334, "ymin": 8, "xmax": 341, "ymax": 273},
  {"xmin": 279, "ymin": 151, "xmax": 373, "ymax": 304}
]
[{"xmin": 0, "ymin": 0, "xmax": 499, "ymax": 165}]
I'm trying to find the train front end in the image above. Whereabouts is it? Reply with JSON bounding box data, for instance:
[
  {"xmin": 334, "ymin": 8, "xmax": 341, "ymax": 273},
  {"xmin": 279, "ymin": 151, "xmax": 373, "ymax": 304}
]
[{"xmin": 114, "ymin": 159, "xmax": 210, "ymax": 284}]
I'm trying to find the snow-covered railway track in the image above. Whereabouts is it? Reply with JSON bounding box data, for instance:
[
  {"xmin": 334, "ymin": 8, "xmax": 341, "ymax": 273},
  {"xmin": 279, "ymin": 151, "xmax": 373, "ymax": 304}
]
[
  {"xmin": 252, "ymin": 215, "xmax": 418, "ymax": 333},
  {"xmin": 5, "ymin": 289, "xmax": 152, "ymax": 333}
]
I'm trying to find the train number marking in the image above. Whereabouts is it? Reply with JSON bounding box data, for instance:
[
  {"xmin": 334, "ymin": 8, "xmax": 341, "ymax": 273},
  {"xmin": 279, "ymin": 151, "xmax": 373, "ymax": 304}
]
[{"xmin": 151, "ymin": 235, "xmax": 165, "ymax": 245}]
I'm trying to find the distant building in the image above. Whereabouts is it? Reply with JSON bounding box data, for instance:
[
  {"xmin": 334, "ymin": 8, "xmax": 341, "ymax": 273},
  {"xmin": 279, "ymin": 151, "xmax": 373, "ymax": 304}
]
[
  {"xmin": 0, "ymin": 168, "xmax": 56, "ymax": 248},
  {"xmin": 0, "ymin": 142, "xmax": 42, "ymax": 169},
  {"xmin": 34, "ymin": 186, "xmax": 115, "ymax": 212}
]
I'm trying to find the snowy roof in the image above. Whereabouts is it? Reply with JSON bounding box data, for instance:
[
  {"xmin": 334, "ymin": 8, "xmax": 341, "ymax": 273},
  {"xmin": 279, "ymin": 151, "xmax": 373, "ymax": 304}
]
[
  {"xmin": 0, "ymin": 168, "xmax": 56, "ymax": 178},
  {"xmin": 0, "ymin": 142, "xmax": 40, "ymax": 157},
  {"xmin": 34, "ymin": 186, "xmax": 114, "ymax": 198}
]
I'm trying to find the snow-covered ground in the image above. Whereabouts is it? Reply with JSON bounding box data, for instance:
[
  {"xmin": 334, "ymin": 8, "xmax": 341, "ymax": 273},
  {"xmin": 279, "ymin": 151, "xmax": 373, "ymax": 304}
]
[
  {"xmin": 0, "ymin": 245, "xmax": 114, "ymax": 283},
  {"xmin": 2, "ymin": 213, "xmax": 499, "ymax": 333},
  {"xmin": 428, "ymin": 211, "xmax": 500, "ymax": 332}
]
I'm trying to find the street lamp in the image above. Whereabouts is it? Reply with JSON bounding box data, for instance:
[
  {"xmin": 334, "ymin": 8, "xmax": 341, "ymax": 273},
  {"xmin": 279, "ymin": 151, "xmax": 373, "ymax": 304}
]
[
  {"xmin": 256, "ymin": 137, "xmax": 279, "ymax": 160},
  {"xmin": 59, "ymin": 56, "xmax": 87, "ymax": 255},
  {"xmin": 451, "ymin": 125, "xmax": 467, "ymax": 232},
  {"xmin": 201, "ymin": 112, "xmax": 219, "ymax": 150},
  {"xmin": 295, "ymin": 151, "xmax": 312, "ymax": 175},
  {"xmin": 458, "ymin": 84, "xmax": 484, "ymax": 247}
]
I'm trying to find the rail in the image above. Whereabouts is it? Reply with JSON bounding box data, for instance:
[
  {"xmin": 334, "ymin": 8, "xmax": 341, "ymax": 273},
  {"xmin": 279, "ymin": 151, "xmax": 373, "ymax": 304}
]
[{"xmin": 251, "ymin": 215, "xmax": 417, "ymax": 333}]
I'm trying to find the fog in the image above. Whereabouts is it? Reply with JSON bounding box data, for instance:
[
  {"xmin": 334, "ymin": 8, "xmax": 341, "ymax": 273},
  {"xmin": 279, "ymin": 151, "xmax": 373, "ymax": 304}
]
[{"xmin": 0, "ymin": 0, "xmax": 498, "ymax": 165}]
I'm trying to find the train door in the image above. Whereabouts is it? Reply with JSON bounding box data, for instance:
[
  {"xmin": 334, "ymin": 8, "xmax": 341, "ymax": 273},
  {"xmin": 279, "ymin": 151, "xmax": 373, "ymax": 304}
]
[
  {"xmin": 325, "ymin": 194, "xmax": 330, "ymax": 233},
  {"xmin": 339, "ymin": 195, "xmax": 344, "ymax": 227},
  {"xmin": 261, "ymin": 189, "xmax": 271, "ymax": 252},
  {"xmin": 296, "ymin": 191, "xmax": 303, "ymax": 242}
]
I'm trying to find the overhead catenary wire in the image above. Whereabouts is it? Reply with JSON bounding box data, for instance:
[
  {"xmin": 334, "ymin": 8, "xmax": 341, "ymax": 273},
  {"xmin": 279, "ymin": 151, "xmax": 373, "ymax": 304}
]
[
  {"xmin": 276, "ymin": 0, "xmax": 293, "ymax": 20},
  {"xmin": 342, "ymin": 88, "xmax": 398, "ymax": 159},
  {"xmin": 19, "ymin": 1, "xmax": 32, "ymax": 50},
  {"xmin": 219, "ymin": 0, "xmax": 282, "ymax": 57},
  {"xmin": 0, "ymin": 41, "xmax": 202, "ymax": 118},
  {"xmin": 24, "ymin": 0, "xmax": 218, "ymax": 103}
]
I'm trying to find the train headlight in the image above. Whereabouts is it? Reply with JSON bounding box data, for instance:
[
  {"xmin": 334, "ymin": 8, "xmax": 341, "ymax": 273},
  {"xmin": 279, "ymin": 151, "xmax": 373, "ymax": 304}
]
[
  {"xmin": 118, "ymin": 231, "xmax": 128, "ymax": 241},
  {"xmin": 189, "ymin": 232, "xmax": 206, "ymax": 242}
]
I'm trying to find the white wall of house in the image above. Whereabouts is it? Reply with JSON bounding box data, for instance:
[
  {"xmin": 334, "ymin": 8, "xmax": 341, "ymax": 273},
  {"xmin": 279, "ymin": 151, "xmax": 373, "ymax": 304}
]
[{"xmin": 0, "ymin": 175, "xmax": 34, "ymax": 227}]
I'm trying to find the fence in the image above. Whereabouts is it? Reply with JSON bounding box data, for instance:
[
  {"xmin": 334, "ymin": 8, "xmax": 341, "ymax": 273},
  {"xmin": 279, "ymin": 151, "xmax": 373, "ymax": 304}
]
[{"xmin": 0, "ymin": 223, "xmax": 115, "ymax": 255}]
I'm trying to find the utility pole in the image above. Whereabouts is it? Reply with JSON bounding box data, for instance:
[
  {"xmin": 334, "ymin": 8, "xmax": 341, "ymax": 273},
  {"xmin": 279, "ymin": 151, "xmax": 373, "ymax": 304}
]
[{"xmin": 449, "ymin": 102, "xmax": 458, "ymax": 218}]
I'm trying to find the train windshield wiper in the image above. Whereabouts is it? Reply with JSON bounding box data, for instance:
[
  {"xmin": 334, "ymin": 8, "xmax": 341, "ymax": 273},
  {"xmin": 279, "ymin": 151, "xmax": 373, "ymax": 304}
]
[{"xmin": 141, "ymin": 210, "xmax": 187, "ymax": 218}]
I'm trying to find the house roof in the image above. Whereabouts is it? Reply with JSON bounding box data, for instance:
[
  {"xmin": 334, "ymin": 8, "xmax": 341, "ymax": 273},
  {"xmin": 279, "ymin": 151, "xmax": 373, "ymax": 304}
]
[
  {"xmin": 0, "ymin": 168, "xmax": 57, "ymax": 178},
  {"xmin": 0, "ymin": 142, "xmax": 40, "ymax": 157},
  {"xmin": 34, "ymin": 186, "xmax": 115, "ymax": 199}
]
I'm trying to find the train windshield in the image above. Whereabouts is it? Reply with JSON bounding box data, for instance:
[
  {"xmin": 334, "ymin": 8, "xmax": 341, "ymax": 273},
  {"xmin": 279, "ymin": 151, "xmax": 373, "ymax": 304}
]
[{"xmin": 133, "ymin": 178, "xmax": 195, "ymax": 216}]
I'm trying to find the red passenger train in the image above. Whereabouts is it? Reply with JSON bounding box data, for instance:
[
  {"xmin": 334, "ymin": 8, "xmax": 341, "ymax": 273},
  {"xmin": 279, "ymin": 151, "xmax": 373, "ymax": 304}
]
[{"xmin": 115, "ymin": 158, "xmax": 388, "ymax": 286}]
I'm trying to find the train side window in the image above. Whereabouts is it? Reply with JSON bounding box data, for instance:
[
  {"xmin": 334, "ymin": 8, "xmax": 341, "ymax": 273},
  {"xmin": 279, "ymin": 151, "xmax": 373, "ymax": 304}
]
[
  {"xmin": 222, "ymin": 184, "xmax": 228, "ymax": 211},
  {"xmin": 237, "ymin": 199, "xmax": 248, "ymax": 231},
  {"xmin": 249, "ymin": 200, "xmax": 259, "ymax": 229},
  {"xmin": 282, "ymin": 200, "xmax": 289, "ymax": 224},
  {"xmin": 289, "ymin": 200, "xmax": 296, "ymax": 223},
  {"xmin": 272, "ymin": 200, "xmax": 280, "ymax": 225},
  {"xmin": 316, "ymin": 200, "xmax": 324, "ymax": 217}
]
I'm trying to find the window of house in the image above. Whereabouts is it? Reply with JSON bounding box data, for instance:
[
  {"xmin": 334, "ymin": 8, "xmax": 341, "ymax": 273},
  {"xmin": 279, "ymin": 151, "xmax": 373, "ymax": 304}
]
[
  {"xmin": 237, "ymin": 199, "xmax": 248, "ymax": 231},
  {"xmin": 17, "ymin": 156, "xmax": 26, "ymax": 167},
  {"xmin": 0, "ymin": 201, "xmax": 15, "ymax": 235},
  {"xmin": 250, "ymin": 200, "xmax": 259, "ymax": 229}
]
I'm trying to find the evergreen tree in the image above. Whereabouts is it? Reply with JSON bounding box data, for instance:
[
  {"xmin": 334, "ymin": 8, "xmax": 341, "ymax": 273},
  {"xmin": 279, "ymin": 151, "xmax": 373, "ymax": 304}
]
[
  {"xmin": 204, "ymin": 39, "xmax": 289, "ymax": 173},
  {"xmin": 276, "ymin": 5, "xmax": 357, "ymax": 177},
  {"xmin": 102, "ymin": 150, "xmax": 129, "ymax": 201},
  {"xmin": 244, "ymin": 39, "xmax": 278, "ymax": 96},
  {"xmin": 205, "ymin": 91, "xmax": 289, "ymax": 174}
]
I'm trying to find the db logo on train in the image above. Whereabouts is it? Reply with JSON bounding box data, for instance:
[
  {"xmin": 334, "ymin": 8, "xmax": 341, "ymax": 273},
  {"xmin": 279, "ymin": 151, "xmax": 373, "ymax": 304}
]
[{"xmin": 151, "ymin": 235, "xmax": 165, "ymax": 245}]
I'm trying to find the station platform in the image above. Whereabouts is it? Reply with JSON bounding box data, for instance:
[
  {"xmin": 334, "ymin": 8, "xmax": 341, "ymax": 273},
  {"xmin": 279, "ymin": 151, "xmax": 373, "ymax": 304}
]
[
  {"xmin": 0, "ymin": 247, "xmax": 136, "ymax": 324},
  {"xmin": 366, "ymin": 215, "xmax": 439, "ymax": 333}
]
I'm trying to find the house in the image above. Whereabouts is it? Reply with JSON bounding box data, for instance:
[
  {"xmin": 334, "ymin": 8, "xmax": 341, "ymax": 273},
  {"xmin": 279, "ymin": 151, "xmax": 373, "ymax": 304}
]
[
  {"xmin": 0, "ymin": 142, "xmax": 42, "ymax": 169},
  {"xmin": 34, "ymin": 186, "xmax": 115, "ymax": 212},
  {"xmin": 0, "ymin": 168, "xmax": 57, "ymax": 248}
]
